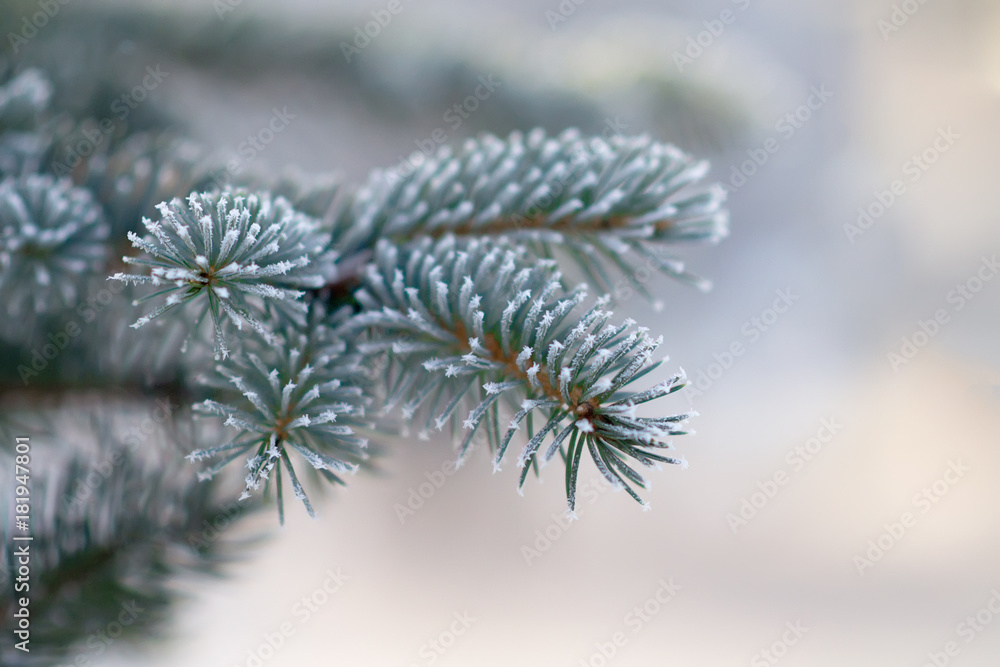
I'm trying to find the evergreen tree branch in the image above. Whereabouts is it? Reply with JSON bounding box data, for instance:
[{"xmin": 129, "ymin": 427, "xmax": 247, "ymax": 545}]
[
  {"xmin": 0, "ymin": 174, "xmax": 110, "ymax": 343},
  {"xmin": 333, "ymin": 128, "xmax": 727, "ymax": 291},
  {"xmin": 187, "ymin": 307, "xmax": 372, "ymax": 523},
  {"xmin": 0, "ymin": 68, "xmax": 51, "ymax": 133},
  {"xmin": 110, "ymin": 190, "xmax": 338, "ymax": 359},
  {"xmin": 348, "ymin": 235, "xmax": 693, "ymax": 511}
]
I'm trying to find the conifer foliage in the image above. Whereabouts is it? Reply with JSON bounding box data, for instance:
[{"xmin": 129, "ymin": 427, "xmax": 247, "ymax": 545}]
[
  {"xmin": 108, "ymin": 122, "xmax": 725, "ymax": 517},
  {"xmin": 110, "ymin": 190, "xmax": 337, "ymax": 359},
  {"xmin": 0, "ymin": 31, "xmax": 728, "ymax": 662},
  {"xmin": 0, "ymin": 174, "xmax": 109, "ymax": 336},
  {"xmin": 0, "ymin": 64, "xmax": 730, "ymax": 523},
  {"xmin": 350, "ymin": 236, "xmax": 693, "ymax": 511}
]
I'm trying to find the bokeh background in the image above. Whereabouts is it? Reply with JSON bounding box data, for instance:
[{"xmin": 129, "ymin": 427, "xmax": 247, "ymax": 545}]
[{"xmin": 11, "ymin": 0, "xmax": 1000, "ymax": 665}]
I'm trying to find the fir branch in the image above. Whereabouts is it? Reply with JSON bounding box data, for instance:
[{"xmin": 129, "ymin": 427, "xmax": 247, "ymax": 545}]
[
  {"xmin": 188, "ymin": 310, "xmax": 371, "ymax": 523},
  {"xmin": 349, "ymin": 235, "xmax": 693, "ymax": 511},
  {"xmin": 0, "ymin": 174, "xmax": 109, "ymax": 335},
  {"xmin": 0, "ymin": 68, "xmax": 51, "ymax": 132},
  {"xmin": 0, "ymin": 68, "xmax": 52, "ymax": 179},
  {"xmin": 334, "ymin": 128, "xmax": 727, "ymax": 291},
  {"xmin": 110, "ymin": 190, "xmax": 337, "ymax": 359}
]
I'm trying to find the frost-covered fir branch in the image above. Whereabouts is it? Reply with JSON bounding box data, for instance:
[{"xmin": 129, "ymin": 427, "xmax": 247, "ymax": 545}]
[
  {"xmin": 0, "ymin": 174, "xmax": 109, "ymax": 340},
  {"xmin": 0, "ymin": 47, "xmax": 727, "ymax": 519},
  {"xmin": 0, "ymin": 7, "xmax": 741, "ymax": 661},
  {"xmin": 0, "ymin": 68, "xmax": 51, "ymax": 132},
  {"xmin": 335, "ymin": 128, "xmax": 727, "ymax": 291},
  {"xmin": 111, "ymin": 191, "xmax": 338, "ymax": 359},
  {"xmin": 348, "ymin": 236, "xmax": 693, "ymax": 511},
  {"xmin": 188, "ymin": 309, "xmax": 371, "ymax": 523}
]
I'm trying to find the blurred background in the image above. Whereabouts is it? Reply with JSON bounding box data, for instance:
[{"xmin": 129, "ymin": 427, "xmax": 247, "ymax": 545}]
[{"xmin": 6, "ymin": 0, "xmax": 1000, "ymax": 665}]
